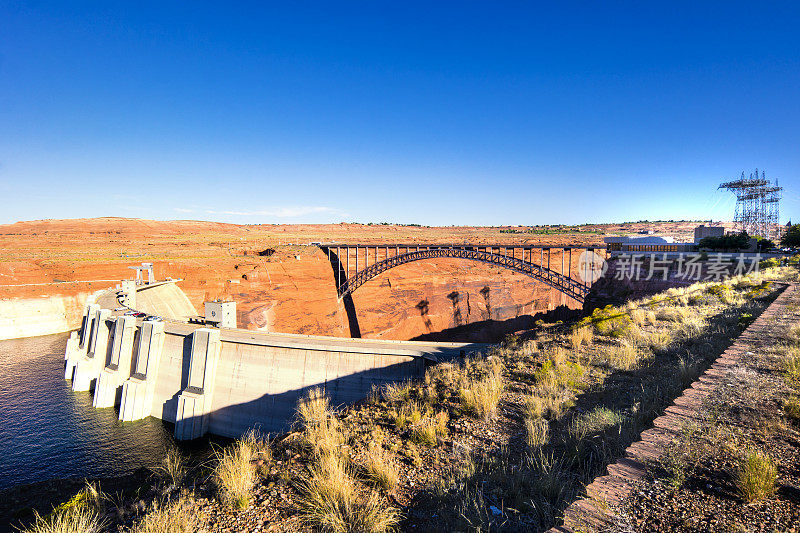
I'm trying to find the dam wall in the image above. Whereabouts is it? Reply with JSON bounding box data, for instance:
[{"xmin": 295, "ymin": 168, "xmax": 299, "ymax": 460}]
[
  {"xmin": 65, "ymin": 282, "xmax": 481, "ymax": 439},
  {"xmin": 0, "ymin": 293, "xmax": 92, "ymax": 341}
]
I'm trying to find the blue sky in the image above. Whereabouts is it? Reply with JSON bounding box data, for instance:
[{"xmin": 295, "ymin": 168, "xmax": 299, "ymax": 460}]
[{"xmin": 1, "ymin": 2, "xmax": 799, "ymax": 226}]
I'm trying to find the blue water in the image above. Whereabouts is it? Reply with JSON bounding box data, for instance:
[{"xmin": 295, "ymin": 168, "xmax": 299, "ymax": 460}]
[{"xmin": 0, "ymin": 334, "xmax": 176, "ymax": 490}]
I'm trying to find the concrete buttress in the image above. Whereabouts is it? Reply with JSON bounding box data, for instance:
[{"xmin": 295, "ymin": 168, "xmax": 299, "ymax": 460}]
[
  {"xmin": 65, "ymin": 303, "xmax": 99, "ymax": 380},
  {"xmin": 72, "ymin": 308, "xmax": 111, "ymax": 392},
  {"xmin": 93, "ymin": 316, "xmax": 137, "ymax": 408},
  {"xmin": 174, "ymin": 328, "xmax": 221, "ymax": 440},
  {"xmin": 118, "ymin": 320, "xmax": 166, "ymax": 421}
]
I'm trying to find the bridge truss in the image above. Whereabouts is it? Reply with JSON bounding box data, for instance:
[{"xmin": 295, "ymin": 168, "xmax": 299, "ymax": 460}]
[{"xmin": 318, "ymin": 244, "xmax": 605, "ymax": 304}]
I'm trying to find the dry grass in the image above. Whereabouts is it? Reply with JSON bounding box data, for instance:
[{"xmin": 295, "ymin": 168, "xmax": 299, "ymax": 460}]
[
  {"xmin": 213, "ymin": 435, "xmax": 259, "ymax": 508},
  {"xmin": 459, "ymin": 372, "xmax": 504, "ymax": 419},
  {"xmin": 570, "ymin": 326, "xmax": 593, "ymax": 350},
  {"xmin": 21, "ymin": 508, "xmax": 104, "ymax": 533},
  {"xmin": 524, "ymin": 418, "xmax": 549, "ymax": 448},
  {"xmin": 630, "ymin": 308, "xmax": 649, "ymax": 327},
  {"xmin": 363, "ymin": 444, "xmax": 400, "ymax": 491},
  {"xmin": 298, "ymin": 388, "xmax": 346, "ymax": 456},
  {"xmin": 295, "ymin": 451, "xmax": 400, "ymax": 533},
  {"xmin": 737, "ymin": 450, "xmax": 778, "ymax": 502},
  {"xmin": 783, "ymin": 354, "xmax": 800, "ymax": 386},
  {"xmin": 131, "ymin": 497, "xmax": 196, "ymax": 533},
  {"xmin": 153, "ymin": 446, "xmax": 186, "ymax": 487},
  {"xmin": 784, "ymin": 396, "xmax": 800, "ymax": 419},
  {"xmin": 656, "ymin": 306, "xmax": 689, "ymax": 322},
  {"xmin": 596, "ymin": 340, "xmax": 641, "ymax": 370},
  {"xmin": 568, "ymin": 407, "xmax": 624, "ymax": 440},
  {"xmin": 381, "ymin": 381, "xmax": 412, "ymax": 403},
  {"xmin": 22, "ymin": 484, "xmax": 104, "ymax": 533}
]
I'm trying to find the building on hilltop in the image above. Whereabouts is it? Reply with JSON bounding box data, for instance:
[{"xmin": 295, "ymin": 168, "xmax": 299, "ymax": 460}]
[{"xmin": 694, "ymin": 225, "xmax": 725, "ymax": 243}]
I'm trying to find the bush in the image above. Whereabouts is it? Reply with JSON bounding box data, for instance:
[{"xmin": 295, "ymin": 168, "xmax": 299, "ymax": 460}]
[
  {"xmin": 459, "ymin": 370, "xmax": 504, "ymax": 419},
  {"xmin": 21, "ymin": 507, "xmax": 104, "ymax": 533},
  {"xmin": 153, "ymin": 446, "xmax": 186, "ymax": 487},
  {"xmin": 524, "ymin": 418, "xmax": 549, "ymax": 448},
  {"xmin": 295, "ymin": 452, "xmax": 400, "ymax": 533},
  {"xmin": 699, "ymin": 231, "xmax": 750, "ymax": 251},
  {"xmin": 363, "ymin": 444, "xmax": 399, "ymax": 491},
  {"xmin": 589, "ymin": 306, "xmax": 633, "ymax": 337},
  {"xmin": 737, "ymin": 451, "xmax": 778, "ymax": 502},
  {"xmin": 213, "ymin": 435, "xmax": 259, "ymax": 508},
  {"xmin": 131, "ymin": 498, "xmax": 196, "ymax": 533}
]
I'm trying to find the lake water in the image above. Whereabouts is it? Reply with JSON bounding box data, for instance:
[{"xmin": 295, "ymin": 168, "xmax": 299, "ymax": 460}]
[{"xmin": 0, "ymin": 334, "xmax": 178, "ymax": 490}]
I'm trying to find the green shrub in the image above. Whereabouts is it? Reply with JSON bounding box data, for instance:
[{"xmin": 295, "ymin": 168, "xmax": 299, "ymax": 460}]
[{"xmin": 737, "ymin": 451, "xmax": 778, "ymax": 502}]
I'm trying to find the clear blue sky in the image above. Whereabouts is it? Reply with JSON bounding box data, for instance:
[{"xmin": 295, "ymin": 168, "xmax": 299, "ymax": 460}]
[{"xmin": 1, "ymin": 2, "xmax": 799, "ymax": 226}]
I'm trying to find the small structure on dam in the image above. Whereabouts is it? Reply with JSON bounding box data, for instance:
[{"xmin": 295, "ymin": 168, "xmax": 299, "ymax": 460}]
[{"xmin": 64, "ymin": 278, "xmax": 481, "ymax": 440}]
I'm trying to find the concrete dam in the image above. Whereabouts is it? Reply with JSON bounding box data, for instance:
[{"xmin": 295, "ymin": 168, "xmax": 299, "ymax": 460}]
[{"xmin": 63, "ymin": 279, "xmax": 480, "ymax": 440}]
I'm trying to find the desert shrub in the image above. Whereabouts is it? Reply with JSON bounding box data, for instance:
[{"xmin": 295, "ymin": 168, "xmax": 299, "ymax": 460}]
[
  {"xmin": 459, "ymin": 368, "xmax": 504, "ymax": 419},
  {"xmin": 363, "ymin": 444, "xmax": 399, "ymax": 491},
  {"xmin": 570, "ymin": 326, "xmax": 593, "ymax": 350},
  {"xmin": 213, "ymin": 436, "xmax": 257, "ymax": 509},
  {"xmin": 590, "ymin": 305, "xmax": 633, "ymax": 337},
  {"xmin": 737, "ymin": 450, "xmax": 778, "ymax": 502},
  {"xmin": 131, "ymin": 497, "xmax": 196, "ymax": 533},
  {"xmin": 295, "ymin": 452, "xmax": 400, "ymax": 533},
  {"xmin": 525, "ymin": 418, "xmax": 549, "ymax": 448},
  {"xmin": 568, "ymin": 407, "xmax": 623, "ymax": 440},
  {"xmin": 153, "ymin": 446, "xmax": 186, "ymax": 487},
  {"xmin": 533, "ymin": 359, "xmax": 584, "ymax": 392}
]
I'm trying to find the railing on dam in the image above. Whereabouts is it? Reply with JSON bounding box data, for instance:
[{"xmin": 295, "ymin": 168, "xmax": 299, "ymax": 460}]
[{"xmin": 63, "ymin": 282, "xmax": 484, "ymax": 441}]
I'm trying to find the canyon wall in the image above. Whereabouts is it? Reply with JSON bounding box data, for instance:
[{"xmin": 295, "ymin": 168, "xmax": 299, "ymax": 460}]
[
  {"xmin": 0, "ymin": 294, "xmax": 90, "ymax": 340},
  {"xmin": 0, "ymin": 218, "xmax": 607, "ymax": 342}
]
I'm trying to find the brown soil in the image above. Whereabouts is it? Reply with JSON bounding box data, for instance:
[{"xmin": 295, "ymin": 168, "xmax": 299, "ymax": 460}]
[{"xmin": 0, "ymin": 218, "xmax": 715, "ymax": 341}]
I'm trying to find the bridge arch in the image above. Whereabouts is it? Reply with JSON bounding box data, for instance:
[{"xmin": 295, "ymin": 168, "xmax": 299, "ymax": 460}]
[{"xmin": 321, "ymin": 245, "xmax": 602, "ymax": 304}]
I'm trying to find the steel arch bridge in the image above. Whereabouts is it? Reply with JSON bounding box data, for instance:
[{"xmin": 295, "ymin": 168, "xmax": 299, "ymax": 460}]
[{"xmin": 318, "ymin": 244, "xmax": 605, "ymax": 304}]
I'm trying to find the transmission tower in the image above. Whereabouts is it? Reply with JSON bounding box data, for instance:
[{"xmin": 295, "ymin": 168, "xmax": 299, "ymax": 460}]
[{"xmin": 719, "ymin": 169, "xmax": 782, "ymax": 240}]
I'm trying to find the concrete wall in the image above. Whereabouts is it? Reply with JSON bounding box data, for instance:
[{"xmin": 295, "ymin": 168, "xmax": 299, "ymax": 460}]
[
  {"xmin": 0, "ymin": 294, "xmax": 91, "ymax": 341},
  {"xmin": 66, "ymin": 284, "xmax": 481, "ymax": 439}
]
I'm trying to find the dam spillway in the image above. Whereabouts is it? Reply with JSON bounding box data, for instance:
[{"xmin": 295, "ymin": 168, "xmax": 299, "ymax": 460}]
[{"xmin": 64, "ymin": 280, "xmax": 481, "ymax": 439}]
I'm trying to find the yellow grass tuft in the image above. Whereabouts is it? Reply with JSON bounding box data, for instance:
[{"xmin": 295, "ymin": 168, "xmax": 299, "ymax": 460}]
[
  {"xmin": 363, "ymin": 444, "xmax": 400, "ymax": 491},
  {"xmin": 524, "ymin": 418, "xmax": 549, "ymax": 448},
  {"xmin": 459, "ymin": 371, "xmax": 504, "ymax": 419},
  {"xmin": 131, "ymin": 497, "xmax": 196, "ymax": 533},
  {"xmin": 213, "ymin": 435, "xmax": 259, "ymax": 508},
  {"xmin": 295, "ymin": 451, "xmax": 400, "ymax": 533},
  {"xmin": 21, "ymin": 508, "xmax": 103, "ymax": 533},
  {"xmin": 153, "ymin": 446, "xmax": 186, "ymax": 486},
  {"xmin": 570, "ymin": 325, "xmax": 593, "ymax": 350},
  {"xmin": 737, "ymin": 450, "xmax": 778, "ymax": 502}
]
